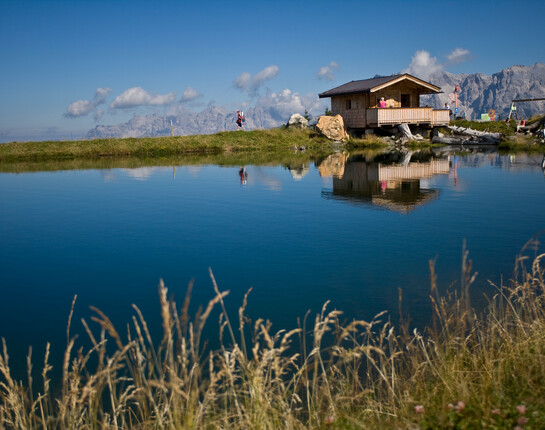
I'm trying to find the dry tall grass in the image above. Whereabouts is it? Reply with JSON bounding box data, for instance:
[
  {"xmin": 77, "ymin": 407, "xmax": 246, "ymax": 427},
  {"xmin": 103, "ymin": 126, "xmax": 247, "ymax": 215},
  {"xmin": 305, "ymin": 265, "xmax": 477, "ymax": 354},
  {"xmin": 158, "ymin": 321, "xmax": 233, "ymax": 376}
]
[{"xmin": 2, "ymin": 251, "xmax": 545, "ymax": 429}]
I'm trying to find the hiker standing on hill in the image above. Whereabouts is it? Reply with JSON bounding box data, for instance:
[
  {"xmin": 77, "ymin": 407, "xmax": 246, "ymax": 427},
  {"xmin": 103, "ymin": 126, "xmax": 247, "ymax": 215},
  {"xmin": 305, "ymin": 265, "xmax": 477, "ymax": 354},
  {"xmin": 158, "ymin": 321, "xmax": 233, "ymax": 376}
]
[{"xmin": 236, "ymin": 110, "xmax": 245, "ymax": 131}]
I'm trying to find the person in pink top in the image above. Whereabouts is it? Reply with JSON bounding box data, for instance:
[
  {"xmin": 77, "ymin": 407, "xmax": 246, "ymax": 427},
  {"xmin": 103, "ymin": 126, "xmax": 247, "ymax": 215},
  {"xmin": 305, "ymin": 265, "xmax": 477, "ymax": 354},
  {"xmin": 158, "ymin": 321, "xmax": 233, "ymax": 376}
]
[
  {"xmin": 516, "ymin": 117, "xmax": 526, "ymax": 134},
  {"xmin": 379, "ymin": 97, "xmax": 386, "ymax": 108}
]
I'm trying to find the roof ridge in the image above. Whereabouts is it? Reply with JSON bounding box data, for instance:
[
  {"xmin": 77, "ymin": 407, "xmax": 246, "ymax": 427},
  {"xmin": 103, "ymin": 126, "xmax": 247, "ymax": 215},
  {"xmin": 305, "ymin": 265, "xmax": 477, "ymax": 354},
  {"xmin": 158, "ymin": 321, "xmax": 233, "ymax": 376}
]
[{"xmin": 318, "ymin": 74, "xmax": 441, "ymax": 98}]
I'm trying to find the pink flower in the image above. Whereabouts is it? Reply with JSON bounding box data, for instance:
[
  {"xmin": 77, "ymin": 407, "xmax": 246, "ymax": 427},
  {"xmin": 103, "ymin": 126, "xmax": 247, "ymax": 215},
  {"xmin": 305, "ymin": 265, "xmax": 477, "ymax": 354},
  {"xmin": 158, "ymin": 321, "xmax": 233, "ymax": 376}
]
[
  {"xmin": 455, "ymin": 401, "xmax": 466, "ymax": 412},
  {"xmin": 517, "ymin": 416, "xmax": 529, "ymax": 425},
  {"xmin": 491, "ymin": 408, "xmax": 501, "ymax": 415},
  {"xmin": 414, "ymin": 405, "xmax": 425, "ymax": 414},
  {"xmin": 324, "ymin": 416, "xmax": 335, "ymax": 424},
  {"xmin": 516, "ymin": 404, "xmax": 527, "ymax": 415}
]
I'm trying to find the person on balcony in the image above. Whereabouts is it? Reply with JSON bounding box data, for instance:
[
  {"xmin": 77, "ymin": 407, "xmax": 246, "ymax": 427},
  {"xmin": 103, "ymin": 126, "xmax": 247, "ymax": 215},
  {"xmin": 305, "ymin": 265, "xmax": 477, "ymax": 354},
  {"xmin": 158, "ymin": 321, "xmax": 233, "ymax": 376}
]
[{"xmin": 379, "ymin": 97, "xmax": 386, "ymax": 108}]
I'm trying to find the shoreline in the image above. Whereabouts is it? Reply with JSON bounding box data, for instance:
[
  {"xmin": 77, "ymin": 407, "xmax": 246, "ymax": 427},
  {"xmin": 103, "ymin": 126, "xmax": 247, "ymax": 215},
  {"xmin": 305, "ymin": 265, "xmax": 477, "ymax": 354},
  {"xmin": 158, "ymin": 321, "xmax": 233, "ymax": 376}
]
[{"xmin": 1, "ymin": 122, "xmax": 543, "ymax": 166}]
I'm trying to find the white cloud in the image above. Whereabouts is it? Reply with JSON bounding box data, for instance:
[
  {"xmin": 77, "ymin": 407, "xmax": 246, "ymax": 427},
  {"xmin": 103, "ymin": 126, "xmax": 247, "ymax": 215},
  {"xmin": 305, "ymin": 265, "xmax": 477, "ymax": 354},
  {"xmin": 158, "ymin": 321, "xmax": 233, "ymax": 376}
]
[
  {"xmin": 403, "ymin": 48, "xmax": 471, "ymax": 79},
  {"xmin": 94, "ymin": 87, "xmax": 111, "ymax": 102},
  {"xmin": 447, "ymin": 48, "xmax": 470, "ymax": 64},
  {"xmin": 252, "ymin": 66, "xmax": 279, "ymax": 91},
  {"xmin": 255, "ymin": 88, "xmax": 324, "ymax": 120},
  {"xmin": 317, "ymin": 61, "xmax": 340, "ymax": 81},
  {"xmin": 110, "ymin": 87, "xmax": 176, "ymax": 109},
  {"xmin": 234, "ymin": 65, "xmax": 279, "ymax": 94},
  {"xmin": 65, "ymin": 99, "xmax": 95, "ymax": 117},
  {"xmin": 233, "ymin": 72, "xmax": 252, "ymax": 90},
  {"xmin": 402, "ymin": 50, "xmax": 443, "ymax": 80},
  {"xmin": 180, "ymin": 86, "xmax": 203, "ymax": 103},
  {"xmin": 94, "ymin": 109, "xmax": 104, "ymax": 122},
  {"xmin": 65, "ymin": 87, "xmax": 112, "ymax": 117},
  {"xmin": 121, "ymin": 167, "xmax": 169, "ymax": 181}
]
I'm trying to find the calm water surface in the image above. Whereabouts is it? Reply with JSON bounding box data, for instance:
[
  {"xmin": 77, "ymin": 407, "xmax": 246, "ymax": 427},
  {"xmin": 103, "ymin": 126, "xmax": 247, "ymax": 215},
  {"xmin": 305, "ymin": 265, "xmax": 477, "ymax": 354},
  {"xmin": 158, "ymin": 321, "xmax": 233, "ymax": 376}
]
[{"xmin": 1, "ymin": 149, "xmax": 545, "ymax": 375}]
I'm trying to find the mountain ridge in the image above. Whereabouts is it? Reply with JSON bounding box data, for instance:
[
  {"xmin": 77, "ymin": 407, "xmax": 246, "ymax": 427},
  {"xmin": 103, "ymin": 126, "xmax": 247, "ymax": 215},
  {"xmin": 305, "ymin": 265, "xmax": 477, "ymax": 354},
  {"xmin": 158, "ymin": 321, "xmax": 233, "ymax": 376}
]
[
  {"xmin": 423, "ymin": 62, "xmax": 545, "ymax": 120},
  {"xmin": 87, "ymin": 63, "xmax": 545, "ymax": 139}
]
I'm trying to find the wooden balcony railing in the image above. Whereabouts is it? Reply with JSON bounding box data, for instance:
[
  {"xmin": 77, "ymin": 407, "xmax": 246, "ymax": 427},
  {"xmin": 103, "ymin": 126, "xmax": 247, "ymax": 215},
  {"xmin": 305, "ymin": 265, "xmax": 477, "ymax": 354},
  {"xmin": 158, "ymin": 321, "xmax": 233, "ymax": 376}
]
[{"xmin": 367, "ymin": 108, "xmax": 450, "ymax": 126}]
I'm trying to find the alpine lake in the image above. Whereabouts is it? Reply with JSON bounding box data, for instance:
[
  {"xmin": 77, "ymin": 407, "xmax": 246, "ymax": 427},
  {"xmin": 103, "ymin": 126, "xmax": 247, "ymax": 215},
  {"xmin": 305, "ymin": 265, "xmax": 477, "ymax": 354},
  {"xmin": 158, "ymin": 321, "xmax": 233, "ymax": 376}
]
[{"xmin": 1, "ymin": 146, "xmax": 545, "ymax": 380}]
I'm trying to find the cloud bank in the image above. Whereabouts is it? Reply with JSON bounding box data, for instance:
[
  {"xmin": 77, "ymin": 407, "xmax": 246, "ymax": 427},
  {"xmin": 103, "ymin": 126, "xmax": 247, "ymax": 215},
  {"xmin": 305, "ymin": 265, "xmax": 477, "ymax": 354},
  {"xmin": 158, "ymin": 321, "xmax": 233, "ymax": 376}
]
[
  {"xmin": 234, "ymin": 65, "xmax": 279, "ymax": 94},
  {"xmin": 255, "ymin": 88, "xmax": 324, "ymax": 119},
  {"xmin": 180, "ymin": 86, "xmax": 203, "ymax": 103},
  {"xmin": 317, "ymin": 61, "xmax": 340, "ymax": 81},
  {"xmin": 403, "ymin": 50, "xmax": 443, "ymax": 79},
  {"xmin": 447, "ymin": 48, "xmax": 470, "ymax": 64},
  {"xmin": 110, "ymin": 87, "xmax": 176, "ymax": 109},
  {"xmin": 64, "ymin": 87, "xmax": 111, "ymax": 117},
  {"xmin": 403, "ymin": 48, "xmax": 471, "ymax": 79}
]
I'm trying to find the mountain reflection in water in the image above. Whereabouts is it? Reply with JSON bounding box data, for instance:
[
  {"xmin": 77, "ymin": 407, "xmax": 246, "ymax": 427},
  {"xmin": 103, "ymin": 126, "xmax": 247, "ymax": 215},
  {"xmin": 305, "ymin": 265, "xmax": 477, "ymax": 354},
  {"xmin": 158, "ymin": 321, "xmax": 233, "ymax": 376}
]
[{"xmin": 320, "ymin": 151, "xmax": 450, "ymax": 213}]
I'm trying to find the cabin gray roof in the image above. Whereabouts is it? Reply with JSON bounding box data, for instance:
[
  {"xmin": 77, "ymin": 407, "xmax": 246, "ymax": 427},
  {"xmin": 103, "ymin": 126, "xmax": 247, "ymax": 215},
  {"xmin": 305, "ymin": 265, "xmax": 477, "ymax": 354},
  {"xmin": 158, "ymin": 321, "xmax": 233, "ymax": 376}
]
[{"xmin": 318, "ymin": 74, "xmax": 441, "ymax": 98}]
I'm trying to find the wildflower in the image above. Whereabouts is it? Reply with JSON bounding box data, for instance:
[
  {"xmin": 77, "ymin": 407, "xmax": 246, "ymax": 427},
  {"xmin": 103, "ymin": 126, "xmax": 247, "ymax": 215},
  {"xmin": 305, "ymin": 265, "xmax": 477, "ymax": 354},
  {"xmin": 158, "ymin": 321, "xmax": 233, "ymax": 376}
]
[
  {"xmin": 516, "ymin": 404, "xmax": 527, "ymax": 415},
  {"xmin": 517, "ymin": 416, "xmax": 529, "ymax": 426},
  {"xmin": 514, "ymin": 426, "xmax": 523, "ymax": 430},
  {"xmin": 455, "ymin": 401, "xmax": 466, "ymax": 412},
  {"xmin": 447, "ymin": 403, "xmax": 454, "ymax": 410},
  {"xmin": 491, "ymin": 408, "xmax": 501, "ymax": 415},
  {"xmin": 414, "ymin": 405, "xmax": 425, "ymax": 414},
  {"xmin": 324, "ymin": 416, "xmax": 335, "ymax": 425}
]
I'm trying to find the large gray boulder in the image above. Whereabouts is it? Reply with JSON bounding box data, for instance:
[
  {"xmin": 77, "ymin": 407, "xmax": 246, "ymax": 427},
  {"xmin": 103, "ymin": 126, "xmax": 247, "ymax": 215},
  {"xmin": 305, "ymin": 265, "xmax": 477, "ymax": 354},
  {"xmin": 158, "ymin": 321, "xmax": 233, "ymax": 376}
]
[{"xmin": 287, "ymin": 113, "xmax": 309, "ymax": 129}]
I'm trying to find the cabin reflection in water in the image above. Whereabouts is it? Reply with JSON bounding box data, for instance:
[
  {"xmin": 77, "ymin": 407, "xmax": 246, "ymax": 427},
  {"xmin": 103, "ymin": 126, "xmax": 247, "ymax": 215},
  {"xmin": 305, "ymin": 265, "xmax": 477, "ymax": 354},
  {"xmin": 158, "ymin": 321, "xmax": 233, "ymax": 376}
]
[{"xmin": 321, "ymin": 154, "xmax": 450, "ymax": 213}]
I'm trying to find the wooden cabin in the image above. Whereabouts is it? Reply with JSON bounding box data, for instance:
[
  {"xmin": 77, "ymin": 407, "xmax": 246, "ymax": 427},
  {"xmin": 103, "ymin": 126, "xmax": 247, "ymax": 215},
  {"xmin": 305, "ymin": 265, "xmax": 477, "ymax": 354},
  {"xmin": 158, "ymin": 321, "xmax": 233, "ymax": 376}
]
[
  {"xmin": 318, "ymin": 74, "xmax": 450, "ymax": 130},
  {"xmin": 323, "ymin": 158, "xmax": 450, "ymax": 213}
]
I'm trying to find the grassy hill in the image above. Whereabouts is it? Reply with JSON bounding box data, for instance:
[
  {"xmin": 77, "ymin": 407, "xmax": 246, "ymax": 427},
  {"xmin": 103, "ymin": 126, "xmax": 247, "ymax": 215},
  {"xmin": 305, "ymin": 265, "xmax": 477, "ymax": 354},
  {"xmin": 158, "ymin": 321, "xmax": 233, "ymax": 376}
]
[{"xmin": 0, "ymin": 129, "xmax": 337, "ymax": 162}]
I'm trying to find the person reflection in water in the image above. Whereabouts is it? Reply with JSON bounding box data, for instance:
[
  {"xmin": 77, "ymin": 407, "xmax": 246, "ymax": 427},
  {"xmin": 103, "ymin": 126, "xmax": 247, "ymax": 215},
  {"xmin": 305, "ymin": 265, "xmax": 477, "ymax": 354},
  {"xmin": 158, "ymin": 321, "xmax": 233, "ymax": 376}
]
[
  {"xmin": 239, "ymin": 166, "xmax": 248, "ymax": 185},
  {"xmin": 450, "ymin": 155, "xmax": 458, "ymax": 186}
]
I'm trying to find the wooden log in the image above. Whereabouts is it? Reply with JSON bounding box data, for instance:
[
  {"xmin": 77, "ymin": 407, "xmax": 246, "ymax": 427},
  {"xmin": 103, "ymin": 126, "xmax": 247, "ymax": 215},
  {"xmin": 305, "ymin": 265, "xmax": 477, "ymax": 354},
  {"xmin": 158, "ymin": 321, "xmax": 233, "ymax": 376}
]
[
  {"xmin": 448, "ymin": 125, "xmax": 503, "ymax": 140},
  {"xmin": 431, "ymin": 135, "xmax": 497, "ymax": 145},
  {"xmin": 432, "ymin": 136, "xmax": 470, "ymax": 145},
  {"xmin": 398, "ymin": 123, "xmax": 414, "ymax": 140},
  {"xmin": 399, "ymin": 150, "xmax": 413, "ymax": 166}
]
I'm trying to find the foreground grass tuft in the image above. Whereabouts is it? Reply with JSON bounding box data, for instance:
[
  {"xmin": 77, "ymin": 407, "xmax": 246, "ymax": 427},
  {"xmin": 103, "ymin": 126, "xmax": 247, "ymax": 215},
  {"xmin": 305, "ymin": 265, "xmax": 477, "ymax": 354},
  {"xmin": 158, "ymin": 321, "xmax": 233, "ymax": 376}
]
[{"xmin": 2, "ymin": 248, "xmax": 545, "ymax": 428}]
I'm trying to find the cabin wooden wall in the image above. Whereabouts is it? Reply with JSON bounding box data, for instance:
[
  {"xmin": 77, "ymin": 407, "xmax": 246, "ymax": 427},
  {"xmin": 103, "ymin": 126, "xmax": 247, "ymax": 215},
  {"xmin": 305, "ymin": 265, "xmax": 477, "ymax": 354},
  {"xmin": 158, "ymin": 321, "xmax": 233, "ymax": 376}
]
[
  {"xmin": 331, "ymin": 94, "xmax": 369, "ymax": 128},
  {"xmin": 372, "ymin": 82, "xmax": 422, "ymax": 108},
  {"xmin": 330, "ymin": 82, "xmax": 425, "ymax": 128}
]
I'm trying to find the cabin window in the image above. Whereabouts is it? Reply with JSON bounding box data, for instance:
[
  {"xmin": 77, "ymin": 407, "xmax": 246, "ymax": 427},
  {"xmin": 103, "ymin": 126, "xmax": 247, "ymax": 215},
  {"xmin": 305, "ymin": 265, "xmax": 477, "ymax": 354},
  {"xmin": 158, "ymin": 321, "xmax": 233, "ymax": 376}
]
[
  {"xmin": 346, "ymin": 99, "xmax": 352, "ymax": 110},
  {"xmin": 401, "ymin": 94, "xmax": 411, "ymax": 108}
]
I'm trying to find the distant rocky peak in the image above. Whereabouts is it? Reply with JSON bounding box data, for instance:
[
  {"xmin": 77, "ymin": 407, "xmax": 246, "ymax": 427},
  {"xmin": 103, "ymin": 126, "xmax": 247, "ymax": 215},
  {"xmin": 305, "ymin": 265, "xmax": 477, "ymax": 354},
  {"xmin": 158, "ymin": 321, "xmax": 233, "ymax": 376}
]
[
  {"xmin": 422, "ymin": 62, "xmax": 545, "ymax": 120},
  {"xmin": 87, "ymin": 63, "xmax": 545, "ymax": 139}
]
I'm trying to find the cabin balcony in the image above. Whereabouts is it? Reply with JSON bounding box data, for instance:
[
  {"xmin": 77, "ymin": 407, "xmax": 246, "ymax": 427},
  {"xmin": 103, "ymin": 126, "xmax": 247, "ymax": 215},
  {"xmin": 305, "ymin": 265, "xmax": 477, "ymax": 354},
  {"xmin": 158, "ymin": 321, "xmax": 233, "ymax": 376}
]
[{"xmin": 366, "ymin": 107, "xmax": 450, "ymax": 127}]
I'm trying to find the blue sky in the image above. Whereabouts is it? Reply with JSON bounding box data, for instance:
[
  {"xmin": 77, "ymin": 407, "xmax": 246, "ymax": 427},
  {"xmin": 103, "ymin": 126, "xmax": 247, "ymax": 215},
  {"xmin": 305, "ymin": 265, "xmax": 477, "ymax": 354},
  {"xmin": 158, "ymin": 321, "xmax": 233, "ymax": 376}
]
[{"xmin": 1, "ymin": 0, "xmax": 544, "ymax": 142}]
